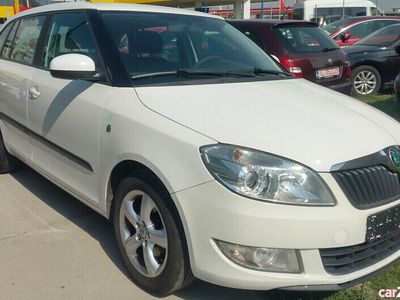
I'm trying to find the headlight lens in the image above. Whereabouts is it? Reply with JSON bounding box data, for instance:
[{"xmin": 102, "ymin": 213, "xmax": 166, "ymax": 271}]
[{"xmin": 200, "ymin": 144, "xmax": 335, "ymax": 206}]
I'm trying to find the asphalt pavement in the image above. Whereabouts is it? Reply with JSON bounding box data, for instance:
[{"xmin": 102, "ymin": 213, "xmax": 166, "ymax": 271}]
[{"xmin": 0, "ymin": 165, "xmax": 281, "ymax": 300}]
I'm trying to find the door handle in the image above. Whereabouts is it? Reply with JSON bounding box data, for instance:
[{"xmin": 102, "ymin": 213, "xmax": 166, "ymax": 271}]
[{"xmin": 29, "ymin": 86, "xmax": 40, "ymax": 99}]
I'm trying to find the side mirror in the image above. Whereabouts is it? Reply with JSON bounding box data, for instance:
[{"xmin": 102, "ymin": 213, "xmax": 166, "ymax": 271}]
[
  {"xmin": 50, "ymin": 54, "xmax": 99, "ymax": 81},
  {"xmin": 340, "ymin": 32, "xmax": 352, "ymax": 43}
]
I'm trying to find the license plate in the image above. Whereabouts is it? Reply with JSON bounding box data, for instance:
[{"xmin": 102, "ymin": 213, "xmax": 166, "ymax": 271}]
[
  {"xmin": 366, "ymin": 205, "xmax": 400, "ymax": 243},
  {"xmin": 316, "ymin": 67, "xmax": 340, "ymax": 79}
]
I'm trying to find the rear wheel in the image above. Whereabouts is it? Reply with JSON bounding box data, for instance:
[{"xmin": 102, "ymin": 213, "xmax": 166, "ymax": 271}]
[
  {"xmin": 0, "ymin": 131, "xmax": 19, "ymax": 174},
  {"xmin": 351, "ymin": 65, "xmax": 381, "ymax": 96},
  {"xmin": 112, "ymin": 172, "xmax": 193, "ymax": 296}
]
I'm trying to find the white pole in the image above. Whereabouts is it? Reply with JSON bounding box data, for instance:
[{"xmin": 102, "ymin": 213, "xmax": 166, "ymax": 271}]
[{"xmin": 342, "ymin": 0, "xmax": 345, "ymax": 18}]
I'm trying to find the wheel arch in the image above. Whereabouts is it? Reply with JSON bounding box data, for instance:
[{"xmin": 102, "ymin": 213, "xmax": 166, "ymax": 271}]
[
  {"xmin": 351, "ymin": 61, "xmax": 383, "ymax": 77},
  {"xmin": 105, "ymin": 158, "xmax": 175, "ymax": 219}
]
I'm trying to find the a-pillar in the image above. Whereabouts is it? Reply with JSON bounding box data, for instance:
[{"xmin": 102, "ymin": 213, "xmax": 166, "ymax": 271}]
[{"xmin": 234, "ymin": 0, "xmax": 250, "ymax": 19}]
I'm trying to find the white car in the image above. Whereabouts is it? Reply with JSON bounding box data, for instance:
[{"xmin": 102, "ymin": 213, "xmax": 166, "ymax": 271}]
[{"xmin": 0, "ymin": 2, "xmax": 400, "ymax": 297}]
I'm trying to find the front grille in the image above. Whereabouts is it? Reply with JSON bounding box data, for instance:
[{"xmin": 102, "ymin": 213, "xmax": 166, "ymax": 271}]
[
  {"xmin": 333, "ymin": 165, "xmax": 400, "ymax": 209},
  {"xmin": 320, "ymin": 230, "xmax": 400, "ymax": 275}
]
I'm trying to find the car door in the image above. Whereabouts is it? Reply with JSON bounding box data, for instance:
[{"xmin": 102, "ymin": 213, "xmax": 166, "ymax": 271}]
[
  {"xmin": 28, "ymin": 11, "xmax": 111, "ymax": 207},
  {"xmin": 0, "ymin": 16, "xmax": 46, "ymax": 161}
]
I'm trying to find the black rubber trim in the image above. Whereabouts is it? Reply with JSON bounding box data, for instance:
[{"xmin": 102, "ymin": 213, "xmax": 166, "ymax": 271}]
[
  {"xmin": 330, "ymin": 146, "xmax": 400, "ymax": 172},
  {"xmin": 280, "ymin": 256, "xmax": 400, "ymax": 292},
  {"xmin": 87, "ymin": 9, "xmax": 131, "ymax": 87},
  {"xmin": 0, "ymin": 113, "xmax": 93, "ymax": 173}
]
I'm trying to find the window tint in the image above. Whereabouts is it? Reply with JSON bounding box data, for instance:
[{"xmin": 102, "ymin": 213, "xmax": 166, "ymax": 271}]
[
  {"xmin": 356, "ymin": 24, "xmax": 400, "ymax": 47},
  {"xmin": 9, "ymin": 16, "xmax": 45, "ymax": 64},
  {"xmin": 1, "ymin": 20, "xmax": 18, "ymax": 59},
  {"xmin": 0, "ymin": 22, "xmax": 13, "ymax": 53},
  {"xmin": 293, "ymin": 8, "xmax": 304, "ymax": 20},
  {"xmin": 102, "ymin": 12, "xmax": 279, "ymax": 79},
  {"xmin": 274, "ymin": 26, "xmax": 338, "ymax": 53},
  {"xmin": 345, "ymin": 21, "xmax": 374, "ymax": 37},
  {"xmin": 238, "ymin": 29, "xmax": 264, "ymax": 49},
  {"xmin": 316, "ymin": 7, "xmax": 366, "ymax": 17},
  {"xmin": 42, "ymin": 12, "xmax": 101, "ymax": 69},
  {"xmin": 322, "ymin": 18, "xmax": 357, "ymax": 35}
]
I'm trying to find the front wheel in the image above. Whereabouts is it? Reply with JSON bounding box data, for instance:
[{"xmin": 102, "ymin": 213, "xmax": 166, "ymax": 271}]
[
  {"xmin": 351, "ymin": 65, "xmax": 381, "ymax": 96},
  {"xmin": 112, "ymin": 173, "xmax": 193, "ymax": 296}
]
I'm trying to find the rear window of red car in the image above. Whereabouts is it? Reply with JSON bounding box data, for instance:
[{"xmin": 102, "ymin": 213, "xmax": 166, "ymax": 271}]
[{"xmin": 273, "ymin": 26, "xmax": 339, "ymax": 54}]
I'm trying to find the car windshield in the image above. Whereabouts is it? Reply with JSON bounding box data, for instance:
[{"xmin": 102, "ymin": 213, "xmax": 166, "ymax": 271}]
[
  {"xmin": 322, "ymin": 18, "xmax": 356, "ymax": 34},
  {"xmin": 355, "ymin": 24, "xmax": 400, "ymax": 47},
  {"xmin": 273, "ymin": 26, "xmax": 339, "ymax": 53},
  {"xmin": 101, "ymin": 11, "xmax": 284, "ymax": 83}
]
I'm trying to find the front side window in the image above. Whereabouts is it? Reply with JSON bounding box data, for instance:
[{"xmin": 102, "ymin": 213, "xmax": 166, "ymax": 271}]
[
  {"xmin": 274, "ymin": 26, "xmax": 338, "ymax": 53},
  {"xmin": 322, "ymin": 18, "xmax": 356, "ymax": 35},
  {"xmin": 102, "ymin": 11, "xmax": 282, "ymax": 84},
  {"xmin": 293, "ymin": 8, "xmax": 304, "ymax": 20},
  {"xmin": 42, "ymin": 12, "xmax": 101, "ymax": 69},
  {"xmin": 10, "ymin": 16, "xmax": 45, "ymax": 64}
]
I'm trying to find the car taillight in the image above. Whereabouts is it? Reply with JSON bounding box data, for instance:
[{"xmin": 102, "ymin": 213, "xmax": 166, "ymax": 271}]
[
  {"xmin": 344, "ymin": 61, "xmax": 351, "ymax": 81},
  {"xmin": 280, "ymin": 57, "xmax": 303, "ymax": 78}
]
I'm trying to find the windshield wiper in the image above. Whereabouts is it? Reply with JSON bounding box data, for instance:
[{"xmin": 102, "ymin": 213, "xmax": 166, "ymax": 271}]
[
  {"xmin": 131, "ymin": 71, "xmax": 179, "ymax": 80},
  {"xmin": 252, "ymin": 68, "xmax": 293, "ymax": 77},
  {"xmin": 131, "ymin": 69, "xmax": 256, "ymax": 80},
  {"xmin": 131, "ymin": 68, "xmax": 292, "ymax": 81},
  {"xmin": 323, "ymin": 47, "xmax": 338, "ymax": 52}
]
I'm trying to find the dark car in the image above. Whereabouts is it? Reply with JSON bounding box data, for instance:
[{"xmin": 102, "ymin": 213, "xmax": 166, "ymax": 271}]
[
  {"xmin": 395, "ymin": 72, "xmax": 400, "ymax": 103},
  {"xmin": 343, "ymin": 24, "xmax": 400, "ymax": 96},
  {"xmin": 323, "ymin": 16, "xmax": 400, "ymax": 46},
  {"xmin": 229, "ymin": 20, "xmax": 351, "ymax": 94}
]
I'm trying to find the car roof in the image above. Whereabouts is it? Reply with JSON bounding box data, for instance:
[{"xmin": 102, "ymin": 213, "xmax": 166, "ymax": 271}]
[
  {"xmin": 6, "ymin": 2, "xmax": 222, "ymax": 22},
  {"xmin": 340, "ymin": 15, "xmax": 400, "ymax": 24},
  {"xmin": 229, "ymin": 19, "xmax": 317, "ymax": 28}
]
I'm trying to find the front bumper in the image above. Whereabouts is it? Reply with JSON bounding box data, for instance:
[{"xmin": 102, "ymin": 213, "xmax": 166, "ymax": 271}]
[{"xmin": 172, "ymin": 173, "xmax": 400, "ymax": 290}]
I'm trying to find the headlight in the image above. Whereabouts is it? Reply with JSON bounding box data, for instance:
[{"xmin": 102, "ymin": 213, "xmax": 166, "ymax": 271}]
[{"xmin": 200, "ymin": 144, "xmax": 335, "ymax": 206}]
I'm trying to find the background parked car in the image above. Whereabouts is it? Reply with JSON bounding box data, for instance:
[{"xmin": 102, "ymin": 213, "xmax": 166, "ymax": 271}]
[
  {"xmin": 343, "ymin": 23, "xmax": 400, "ymax": 96},
  {"xmin": 395, "ymin": 72, "xmax": 400, "ymax": 103},
  {"xmin": 310, "ymin": 15, "xmax": 347, "ymax": 27},
  {"xmin": 230, "ymin": 20, "xmax": 351, "ymax": 94},
  {"xmin": 323, "ymin": 16, "xmax": 400, "ymax": 46}
]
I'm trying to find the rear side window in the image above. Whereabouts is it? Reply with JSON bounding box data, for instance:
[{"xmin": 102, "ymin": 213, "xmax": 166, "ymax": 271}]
[
  {"xmin": 41, "ymin": 12, "xmax": 101, "ymax": 69},
  {"xmin": 274, "ymin": 26, "xmax": 338, "ymax": 53},
  {"xmin": 0, "ymin": 22, "xmax": 14, "ymax": 52},
  {"xmin": 9, "ymin": 16, "xmax": 45, "ymax": 64}
]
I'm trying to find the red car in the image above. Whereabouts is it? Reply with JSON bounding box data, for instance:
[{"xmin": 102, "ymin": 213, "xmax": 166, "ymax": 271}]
[
  {"xmin": 323, "ymin": 16, "xmax": 400, "ymax": 46},
  {"xmin": 229, "ymin": 20, "xmax": 351, "ymax": 94}
]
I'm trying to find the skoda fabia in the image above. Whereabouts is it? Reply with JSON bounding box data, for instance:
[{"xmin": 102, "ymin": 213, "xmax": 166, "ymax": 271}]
[{"xmin": 0, "ymin": 3, "xmax": 400, "ymax": 296}]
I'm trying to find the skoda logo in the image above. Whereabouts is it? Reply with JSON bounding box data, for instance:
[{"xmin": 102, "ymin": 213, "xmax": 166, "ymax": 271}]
[
  {"xmin": 389, "ymin": 148, "xmax": 400, "ymax": 170},
  {"xmin": 328, "ymin": 58, "xmax": 333, "ymax": 65}
]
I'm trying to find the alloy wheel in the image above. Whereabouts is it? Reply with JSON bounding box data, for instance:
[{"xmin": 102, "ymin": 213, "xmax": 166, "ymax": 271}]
[
  {"xmin": 119, "ymin": 190, "xmax": 168, "ymax": 278},
  {"xmin": 354, "ymin": 70, "xmax": 377, "ymax": 95}
]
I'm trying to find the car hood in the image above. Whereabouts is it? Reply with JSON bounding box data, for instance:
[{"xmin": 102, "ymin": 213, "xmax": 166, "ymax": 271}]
[
  {"xmin": 135, "ymin": 79, "xmax": 400, "ymax": 172},
  {"xmin": 342, "ymin": 45, "xmax": 383, "ymax": 54}
]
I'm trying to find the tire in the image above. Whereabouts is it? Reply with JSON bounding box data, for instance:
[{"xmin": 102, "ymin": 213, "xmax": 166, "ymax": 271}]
[
  {"xmin": 351, "ymin": 65, "xmax": 381, "ymax": 96},
  {"xmin": 0, "ymin": 131, "xmax": 19, "ymax": 174},
  {"xmin": 112, "ymin": 172, "xmax": 193, "ymax": 297}
]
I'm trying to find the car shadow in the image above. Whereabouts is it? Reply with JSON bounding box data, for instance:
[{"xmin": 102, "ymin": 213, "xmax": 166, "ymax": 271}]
[{"xmin": 9, "ymin": 165, "xmax": 337, "ymax": 300}]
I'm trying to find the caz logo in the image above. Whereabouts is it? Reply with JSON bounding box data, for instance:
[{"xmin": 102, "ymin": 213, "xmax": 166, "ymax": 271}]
[{"xmin": 379, "ymin": 288, "xmax": 400, "ymax": 298}]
